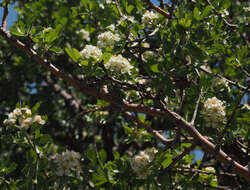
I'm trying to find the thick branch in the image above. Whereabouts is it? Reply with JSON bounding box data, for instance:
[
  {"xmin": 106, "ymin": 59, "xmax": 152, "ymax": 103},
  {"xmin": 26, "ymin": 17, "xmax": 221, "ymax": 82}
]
[{"xmin": 144, "ymin": 0, "xmax": 170, "ymax": 18}]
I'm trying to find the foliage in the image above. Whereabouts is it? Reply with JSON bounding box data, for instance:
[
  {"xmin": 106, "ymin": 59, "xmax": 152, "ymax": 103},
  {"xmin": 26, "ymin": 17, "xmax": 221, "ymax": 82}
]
[{"xmin": 0, "ymin": 0, "xmax": 250, "ymax": 189}]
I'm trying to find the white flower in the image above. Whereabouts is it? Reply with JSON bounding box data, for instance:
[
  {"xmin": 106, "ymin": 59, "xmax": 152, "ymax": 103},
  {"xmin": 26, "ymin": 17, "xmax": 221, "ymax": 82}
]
[
  {"xmin": 202, "ymin": 97, "xmax": 226, "ymax": 128},
  {"xmin": 142, "ymin": 10, "xmax": 159, "ymax": 24},
  {"xmin": 77, "ymin": 29, "xmax": 90, "ymax": 41},
  {"xmin": 54, "ymin": 150, "xmax": 81, "ymax": 176},
  {"xmin": 33, "ymin": 115, "xmax": 46, "ymax": 125},
  {"xmin": 99, "ymin": 3, "xmax": 105, "ymax": 9},
  {"xmin": 243, "ymin": 7, "xmax": 250, "ymax": 12},
  {"xmin": 80, "ymin": 45, "xmax": 102, "ymax": 61},
  {"xmin": 131, "ymin": 148, "xmax": 157, "ymax": 179},
  {"xmin": 106, "ymin": 24, "xmax": 115, "ymax": 31},
  {"xmin": 142, "ymin": 51, "xmax": 155, "ymax": 62},
  {"xmin": 21, "ymin": 117, "xmax": 32, "ymax": 128},
  {"xmin": 13, "ymin": 108, "xmax": 22, "ymax": 117},
  {"xmin": 205, "ymin": 167, "xmax": 215, "ymax": 173},
  {"xmin": 97, "ymin": 31, "xmax": 120, "ymax": 48},
  {"xmin": 106, "ymin": 54, "xmax": 133, "ymax": 74},
  {"xmin": 105, "ymin": 0, "xmax": 112, "ymax": 4},
  {"xmin": 3, "ymin": 107, "xmax": 45, "ymax": 129},
  {"xmin": 213, "ymin": 77, "xmax": 230, "ymax": 91}
]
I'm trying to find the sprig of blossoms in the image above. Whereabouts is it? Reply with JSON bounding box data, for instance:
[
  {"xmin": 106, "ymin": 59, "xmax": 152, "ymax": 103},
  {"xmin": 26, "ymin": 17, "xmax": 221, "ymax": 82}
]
[
  {"xmin": 54, "ymin": 149, "xmax": 81, "ymax": 176},
  {"xmin": 3, "ymin": 107, "xmax": 45, "ymax": 130},
  {"xmin": 80, "ymin": 45, "xmax": 102, "ymax": 61},
  {"xmin": 97, "ymin": 31, "xmax": 120, "ymax": 48},
  {"xmin": 131, "ymin": 148, "xmax": 157, "ymax": 179},
  {"xmin": 77, "ymin": 29, "xmax": 90, "ymax": 41},
  {"xmin": 105, "ymin": 54, "xmax": 133, "ymax": 74},
  {"xmin": 202, "ymin": 97, "xmax": 226, "ymax": 128},
  {"xmin": 142, "ymin": 10, "xmax": 159, "ymax": 24}
]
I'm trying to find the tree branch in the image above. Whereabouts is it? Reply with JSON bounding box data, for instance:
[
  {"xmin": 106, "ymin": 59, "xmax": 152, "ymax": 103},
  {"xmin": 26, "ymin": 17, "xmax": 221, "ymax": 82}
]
[
  {"xmin": 143, "ymin": 0, "xmax": 170, "ymax": 18},
  {"xmin": 191, "ymin": 89, "xmax": 203, "ymax": 125},
  {"xmin": 166, "ymin": 142, "xmax": 197, "ymax": 170},
  {"xmin": 1, "ymin": 0, "xmax": 9, "ymax": 30},
  {"xmin": 215, "ymin": 87, "xmax": 250, "ymax": 150}
]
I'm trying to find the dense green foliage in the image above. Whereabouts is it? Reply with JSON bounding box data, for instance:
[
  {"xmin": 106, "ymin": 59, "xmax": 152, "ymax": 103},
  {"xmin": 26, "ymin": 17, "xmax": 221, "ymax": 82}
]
[{"xmin": 0, "ymin": 0, "xmax": 249, "ymax": 189}]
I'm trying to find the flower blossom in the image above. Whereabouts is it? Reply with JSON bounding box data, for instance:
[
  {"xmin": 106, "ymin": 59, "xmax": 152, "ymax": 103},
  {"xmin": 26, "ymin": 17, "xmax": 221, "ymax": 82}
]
[
  {"xmin": 77, "ymin": 29, "xmax": 90, "ymax": 41},
  {"xmin": 97, "ymin": 31, "xmax": 120, "ymax": 48},
  {"xmin": 80, "ymin": 45, "xmax": 102, "ymax": 61},
  {"xmin": 54, "ymin": 150, "xmax": 81, "ymax": 176},
  {"xmin": 202, "ymin": 97, "xmax": 226, "ymax": 128},
  {"xmin": 105, "ymin": 54, "xmax": 133, "ymax": 74},
  {"xmin": 3, "ymin": 107, "xmax": 45, "ymax": 130},
  {"xmin": 131, "ymin": 148, "xmax": 157, "ymax": 179},
  {"xmin": 142, "ymin": 10, "xmax": 159, "ymax": 24}
]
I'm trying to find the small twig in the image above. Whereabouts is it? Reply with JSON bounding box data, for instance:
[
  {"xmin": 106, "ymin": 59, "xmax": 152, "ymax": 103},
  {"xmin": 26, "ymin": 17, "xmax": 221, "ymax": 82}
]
[
  {"xmin": 125, "ymin": 112, "xmax": 169, "ymax": 145},
  {"xmin": 144, "ymin": 0, "xmax": 170, "ymax": 18},
  {"xmin": 191, "ymin": 89, "xmax": 203, "ymax": 125},
  {"xmin": 1, "ymin": 0, "xmax": 9, "ymax": 29},
  {"xmin": 215, "ymin": 87, "xmax": 250, "ymax": 150},
  {"xmin": 166, "ymin": 142, "xmax": 197, "ymax": 170},
  {"xmin": 115, "ymin": 0, "xmax": 123, "ymax": 17},
  {"xmin": 199, "ymin": 67, "xmax": 250, "ymax": 93}
]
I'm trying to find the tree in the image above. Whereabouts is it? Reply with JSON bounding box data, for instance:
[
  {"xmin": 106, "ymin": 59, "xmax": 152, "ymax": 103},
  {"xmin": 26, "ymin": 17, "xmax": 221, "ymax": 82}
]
[{"xmin": 0, "ymin": 0, "xmax": 249, "ymax": 189}]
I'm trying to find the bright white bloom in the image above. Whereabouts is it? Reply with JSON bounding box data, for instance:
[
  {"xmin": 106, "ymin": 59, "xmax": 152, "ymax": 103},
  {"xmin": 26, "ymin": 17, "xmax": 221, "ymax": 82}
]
[
  {"xmin": 106, "ymin": 54, "xmax": 133, "ymax": 74},
  {"xmin": 105, "ymin": 0, "xmax": 112, "ymax": 4},
  {"xmin": 80, "ymin": 45, "xmax": 102, "ymax": 61},
  {"xmin": 202, "ymin": 97, "xmax": 226, "ymax": 128},
  {"xmin": 221, "ymin": 9, "xmax": 229, "ymax": 17},
  {"xmin": 142, "ymin": 51, "xmax": 155, "ymax": 62},
  {"xmin": 3, "ymin": 107, "xmax": 45, "ymax": 129},
  {"xmin": 243, "ymin": 7, "xmax": 250, "ymax": 12},
  {"xmin": 131, "ymin": 148, "xmax": 157, "ymax": 179},
  {"xmin": 106, "ymin": 24, "xmax": 115, "ymax": 31},
  {"xmin": 97, "ymin": 31, "xmax": 120, "ymax": 48},
  {"xmin": 54, "ymin": 150, "xmax": 81, "ymax": 176},
  {"xmin": 213, "ymin": 77, "xmax": 230, "ymax": 91},
  {"xmin": 77, "ymin": 29, "xmax": 90, "ymax": 41},
  {"xmin": 142, "ymin": 10, "xmax": 159, "ymax": 24},
  {"xmin": 205, "ymin": 167, "xmax": 215, "ymax": 173},
  {"xmin": 33, "ymin": 115, "xmax": 46, "ymax": 125}
]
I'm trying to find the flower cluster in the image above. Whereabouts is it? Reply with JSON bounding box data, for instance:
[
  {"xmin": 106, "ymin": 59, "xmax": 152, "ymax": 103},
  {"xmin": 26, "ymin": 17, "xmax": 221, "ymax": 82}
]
[
  {"xmin": 105, "ymin": 54, "xmax": 133, "ymax": 74},
  {"xmin": 3, "ymin": 107, "xmax": 45, "ymax": 130},
  {"xmin": 77, "ymin": 29, "xmax": 90, "ymax": 41},
  {"xmin": 213, "ymin": 77, "xmax": 230, "ymax": 91},
  {"xmin": 202, "ymin": 97, "xmax": 226, "ymax": 128},
  {"xmin": 54, "ymin": 149, "xmax": 81, "ymax": 176},
  {"xmin": 131, "ymin": 148, "xmax": 157, "ymax": 179},
  {"xmin": 97, "ymin": 31, "xmax": 120, "ymax": 48},
  {"xmin": 142, "ymin": 10, "xmax": 159, "ymax": 24},
  {"xmin": 80, "ymin": 45, "xmax": 102, "ymax": 61}
]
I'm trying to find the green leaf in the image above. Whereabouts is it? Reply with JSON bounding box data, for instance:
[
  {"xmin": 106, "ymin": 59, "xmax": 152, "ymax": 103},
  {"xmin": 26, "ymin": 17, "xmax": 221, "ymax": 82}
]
[
  {"xmin": 99, "ymin": 149, "xmax": 107, "ymax": 163},
  {"xmin": 193, "ymin": 7, "xmax": 200, "ymax": 20},
  {"xmin": 10, "ymin": 27, "xmax": 27, "ymax": 37},
  {"xmin": 49, "ymin": 46, "xmax": 63, "ymax": 53},
  {"xmin": 31, "ymin": 102, "xmax": 41, "ymax": 114},
  {"xmin": 201, "ymin": 5, "xmax": 212, "ymax": 18},
  {"xmin": 150, "ymin": 64, "xmax": 160, "ymax": 73},
  {"xmin": 80, "ymin": 60, "xmax": 88, "ymax": 66},
  {"xmin": 65, "ymin": 47, "xmax": 81, "ymax": 62},
  {"xmin": 126, "ymin": 5, "xmax": 134, "ymax": 14},
  {"xmin": 161, "ymin": 154, "xmax": 172, "ymax": 168},
  {"xmin": 44, "ymin": 29, "xmax": 59, "ymax": 43},
  {"xmin": 6, "ymin": 163, "xmax": 17, "ymax": 175}
]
